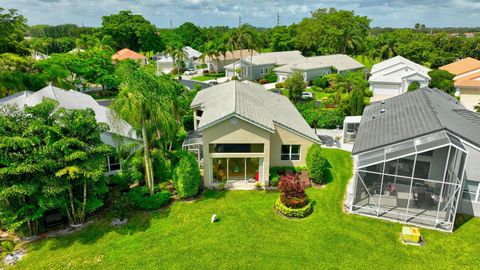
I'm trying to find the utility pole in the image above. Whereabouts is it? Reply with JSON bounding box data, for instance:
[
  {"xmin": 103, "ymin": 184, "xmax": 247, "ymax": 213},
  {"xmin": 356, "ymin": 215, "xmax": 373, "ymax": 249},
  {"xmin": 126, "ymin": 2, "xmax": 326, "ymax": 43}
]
[
  {"xmin": 170, "ymin": 19, "xmax": 173, "ymax": 29},
  {"xmin": 276, "ymin": 12, "xmax": 280, "ymax": 27},
  {"xmin": 238, "ymin": 15, "xmax": 241, "ymax": 27}
]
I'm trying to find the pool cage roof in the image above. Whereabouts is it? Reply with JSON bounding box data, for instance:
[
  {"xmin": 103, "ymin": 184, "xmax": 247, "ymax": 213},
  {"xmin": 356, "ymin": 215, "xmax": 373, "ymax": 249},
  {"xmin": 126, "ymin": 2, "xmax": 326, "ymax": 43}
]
[
  {"xmin": 356, "ymin": 131, "xmax": 467, "ymax": 169},
  {"xmin": 182, "ymin": 130, "xmax": 203, "ymax": 147},
  {"xmin": 352, "ymin": 130, "xmax": 468, "ymax": 232}
]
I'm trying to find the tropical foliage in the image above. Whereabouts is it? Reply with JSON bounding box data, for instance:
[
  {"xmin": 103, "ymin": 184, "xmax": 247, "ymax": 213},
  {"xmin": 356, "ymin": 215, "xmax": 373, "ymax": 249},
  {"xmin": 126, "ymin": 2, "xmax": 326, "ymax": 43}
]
[
  {"xmin": 173, "ymin": 152, "xmax": 201, "ymax": 198},
  {"xmin": 0, "ymin": 99, "xmax": 113, "ymax": 235}
]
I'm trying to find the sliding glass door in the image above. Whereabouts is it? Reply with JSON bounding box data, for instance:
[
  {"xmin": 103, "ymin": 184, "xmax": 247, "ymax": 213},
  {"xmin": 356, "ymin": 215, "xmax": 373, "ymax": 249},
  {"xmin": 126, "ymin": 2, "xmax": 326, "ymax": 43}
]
[{"xmin": 212, "ymin": 158, "xmax": 260, "ymax": 183}]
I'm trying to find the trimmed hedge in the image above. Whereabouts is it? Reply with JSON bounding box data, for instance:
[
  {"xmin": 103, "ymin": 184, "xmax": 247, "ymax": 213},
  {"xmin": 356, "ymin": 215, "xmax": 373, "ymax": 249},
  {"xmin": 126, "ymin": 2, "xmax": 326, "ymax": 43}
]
[
  {"xmin": 274, "ymin": 198, "xmax": 313, "ymax": 218},
  {"xmin": 173, "ymin": 152, "xmax": 201, "ymax": 198},
  {"xmin": 306, "ymin": 144, "xmax": 328, "ymax": 184},
  {"xmin": 128, "ymin": 186, "xmax": 171, "ymax": 210}
]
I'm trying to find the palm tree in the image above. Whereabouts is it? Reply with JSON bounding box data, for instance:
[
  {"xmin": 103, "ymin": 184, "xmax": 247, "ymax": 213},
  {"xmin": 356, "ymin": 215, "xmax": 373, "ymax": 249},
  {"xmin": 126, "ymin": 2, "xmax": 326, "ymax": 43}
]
[
  {"xmin": 200, "ymin": 41, "xmax": 220, "ymax": 74},
  {"xmin": 175, "ymin": 47, "xmax": 186, "ymax": 77},
  {"xmin": 228, "ymin": 25, "xmax": 256, "ymax": 79},
  {"xmin": 111, "ymin": 68, "xmax": 177, "ymax": 195},
  {"xmin": 341, "ymin": 27, "xmax": 363, "ymax": 54},
  {"xmin": 378, "ymin": 34, "xmax": 398, "ymax": 60}
]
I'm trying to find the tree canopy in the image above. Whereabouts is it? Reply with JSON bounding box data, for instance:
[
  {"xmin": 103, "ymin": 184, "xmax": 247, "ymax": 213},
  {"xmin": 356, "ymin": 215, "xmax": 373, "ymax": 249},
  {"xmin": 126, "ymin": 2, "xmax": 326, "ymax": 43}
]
[
  {"xmin": 0, "ymin": 8, "xmax": 28, "ymax": 55},
  {"xmin": 101, "ymin": 10, "xmax": 165, "ymax": 53}
]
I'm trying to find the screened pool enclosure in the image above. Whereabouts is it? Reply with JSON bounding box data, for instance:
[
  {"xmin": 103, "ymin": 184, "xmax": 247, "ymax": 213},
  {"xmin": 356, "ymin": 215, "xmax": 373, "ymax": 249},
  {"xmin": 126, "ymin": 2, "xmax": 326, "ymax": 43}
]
[{"xmin": 351, "ymin": 131, "xmax": 468, "ymax": 231}]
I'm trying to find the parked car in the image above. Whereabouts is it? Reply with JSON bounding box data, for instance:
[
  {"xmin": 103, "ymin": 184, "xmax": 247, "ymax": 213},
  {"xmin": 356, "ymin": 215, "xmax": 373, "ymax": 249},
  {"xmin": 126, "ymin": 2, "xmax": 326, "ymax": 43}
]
[
  {"xmin": 208, "ymin": 81, "xmax": 219, "ymax": 87},
  {"xmin": 301, "ymin": 92, "xmax": 313, "ymax": 99},
  {"xmin": 184, "ymin": 69, "xmax": 197, "ymax": 75},
  {"xmin": 271, "ymin": 90, "xmax": 282, "ymax": 95}
]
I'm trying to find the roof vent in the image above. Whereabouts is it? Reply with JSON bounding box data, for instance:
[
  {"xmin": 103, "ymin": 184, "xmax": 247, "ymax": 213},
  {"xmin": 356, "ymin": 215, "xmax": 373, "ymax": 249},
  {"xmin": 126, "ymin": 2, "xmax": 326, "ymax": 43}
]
[
  {"xmin": 381, "ymin": 100, "xmax": 385, "ymax": 104},
  {"xmin": 380, "ymin": 109, "xmax": 386, "ymax": 113},
  {"xmin": 372, "ymin": 115, "xmax": 376, "ymax": 119}
]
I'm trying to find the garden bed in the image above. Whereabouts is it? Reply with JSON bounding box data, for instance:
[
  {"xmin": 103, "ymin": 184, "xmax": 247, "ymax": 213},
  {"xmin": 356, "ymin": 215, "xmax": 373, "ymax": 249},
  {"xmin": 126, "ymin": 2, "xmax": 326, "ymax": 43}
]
[{"xmin": 274, "ymin": 198, "xmax": 313, "ymax": 219}]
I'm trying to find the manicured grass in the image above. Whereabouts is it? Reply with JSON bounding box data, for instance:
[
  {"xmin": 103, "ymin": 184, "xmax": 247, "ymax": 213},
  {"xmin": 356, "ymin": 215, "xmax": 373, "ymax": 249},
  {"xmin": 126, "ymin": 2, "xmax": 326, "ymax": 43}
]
[
  {"xmin": 12, "ymin": 149, "xmax": 480, "ymax": 269},
  {"xmin": 191, "ymin": 73, "xmax": 225, "ymax": 82}
]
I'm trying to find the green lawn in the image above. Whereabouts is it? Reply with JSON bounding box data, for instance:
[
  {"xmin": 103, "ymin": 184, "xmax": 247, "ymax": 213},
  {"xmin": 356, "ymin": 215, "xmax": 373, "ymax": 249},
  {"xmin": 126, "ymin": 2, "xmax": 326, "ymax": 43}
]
[
  {"xmin": 191, "ymin": 73, "xmax": 225, "ymax": 82},
  {"xmin": 12, "ymin": 149, "xmax": 480, "ymax": 269}
]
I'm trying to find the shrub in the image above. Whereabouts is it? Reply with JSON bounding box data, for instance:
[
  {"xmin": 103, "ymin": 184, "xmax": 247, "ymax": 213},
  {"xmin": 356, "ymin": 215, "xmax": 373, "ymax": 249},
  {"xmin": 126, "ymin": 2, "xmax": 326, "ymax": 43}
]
[
  {"xmin": 203, "ymin": 70, "xmax": 210, "ymax": 75},
  {"xmin": 313, "ymin": 76, "xmax": 328, "ymax": 88},
  {"xmin": 170, "ymin": 68, "xmax": 179, "ymax": 75},
  {"xmin": 270, "ymin": 175, "xmax": 280, "ymax": 187},
  {"xmin": 112, "ymin": 195, "xmax": 132, "ymax": 220},
  {"xmin": 428, "ymin": 69, "xmax": 455, "ymax": 94},
  {"xmin": 258, "ymin": 78, "xmax": 268, "ymax": 84},
  {"xmin": 264, "ymin": 71, "xmax": 278, "ymax": 83},
  {"xmin": 364, "ymin": 88, "xmax": 373, "ymax": 97},
  {"xmin": 408, "ymin": 81, "xmax": 420, "ymax": 92},
  {"xmin": 152, "ymin": 149, "xmax": 172, "ymax": 182},
  {"xmin": 1, "ymin": 240, "xmax": 15, "ymax": 253},
  {"xmin": 173, "ymin": 152, "xmax": 201, "ymax": 198},
  {"xmin": 231, "ymin": 75, "xmax": 238, "ymax": 80},
  {"xmin": 306, "ymin": 144, "xmax": 328, "ymax": 185},
  {"xmin": 284, "ymin": 71, "xmax": 306, "ymax": 102},
  {"xmin": 128, "ymin": 186, "xmax": 171, "ymax": 210},
  {"xmin": 323, "ymin": 87, "xmax": 337, "ymax": 93},
  {"xmin": 275, "ymin": 82, "xmax": 284, "ymax": 89},
  {"xmin": 278, "ymin": 175, "xmax": 309, "ymax": 209},
  {"xmin": 269, "ymin": 166, "xmax": 298, "ymax": 179},
  {"xmin": 274, "ymin": 198, "xmax": 313, "ymax": 218}
]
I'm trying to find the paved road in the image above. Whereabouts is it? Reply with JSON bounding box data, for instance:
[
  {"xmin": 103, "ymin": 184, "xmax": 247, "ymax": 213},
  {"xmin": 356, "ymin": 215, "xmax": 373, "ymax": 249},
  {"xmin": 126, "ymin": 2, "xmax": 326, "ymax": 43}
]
[{"xmin": 179, "ymin": 79, "xmax": 209, "ymax": 90}]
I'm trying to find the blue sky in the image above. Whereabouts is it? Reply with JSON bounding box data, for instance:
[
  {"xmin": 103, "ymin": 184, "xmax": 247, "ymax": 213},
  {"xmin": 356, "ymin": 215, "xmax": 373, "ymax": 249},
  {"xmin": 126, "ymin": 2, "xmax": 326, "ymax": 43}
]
[{"xmin": 1, "ymin": 0, "xmax": 480, "ymax": 28}]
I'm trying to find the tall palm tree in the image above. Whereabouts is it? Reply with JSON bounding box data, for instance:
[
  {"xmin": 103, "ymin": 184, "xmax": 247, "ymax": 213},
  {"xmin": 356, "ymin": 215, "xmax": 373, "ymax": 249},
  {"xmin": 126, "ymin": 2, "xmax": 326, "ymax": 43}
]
[
  {"xmin": 111, "ymin": 68, "xmax": 177, "ymax": 195},
  {"xmin": 228, "ymin": 25, "xmax": 256, "ymax": 79},
  {"xmin": 378, "ymin": 34, "xmax": 398, "ymax": 60},
  {"xmin": 341, "ymin": 27, "xmax": 363, "ymax": 54},
  {"xmin": 200, "ymin": 41, "xmax": 220, "ymax": 74}
]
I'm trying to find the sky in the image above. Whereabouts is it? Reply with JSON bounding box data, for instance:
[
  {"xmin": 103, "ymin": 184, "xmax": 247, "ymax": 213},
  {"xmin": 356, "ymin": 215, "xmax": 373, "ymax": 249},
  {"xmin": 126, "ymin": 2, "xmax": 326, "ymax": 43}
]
[{"xmin": 1, "ymin": 0, "xmax": 480, "ymax": 28}]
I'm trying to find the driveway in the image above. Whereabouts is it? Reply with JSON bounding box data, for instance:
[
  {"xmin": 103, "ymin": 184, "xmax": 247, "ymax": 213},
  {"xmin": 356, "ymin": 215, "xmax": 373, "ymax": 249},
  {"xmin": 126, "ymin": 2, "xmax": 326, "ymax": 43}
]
[{"xmin": 179, "ymin": 79, "xmax": 209, "ymax": 90}]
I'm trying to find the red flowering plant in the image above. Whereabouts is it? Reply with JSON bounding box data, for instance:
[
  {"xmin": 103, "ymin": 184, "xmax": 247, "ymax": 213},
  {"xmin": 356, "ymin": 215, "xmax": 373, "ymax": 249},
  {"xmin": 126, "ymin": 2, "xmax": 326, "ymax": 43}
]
[{"xmin": 278, "ymin": 175, "xmax": 309, "ymax": 209}]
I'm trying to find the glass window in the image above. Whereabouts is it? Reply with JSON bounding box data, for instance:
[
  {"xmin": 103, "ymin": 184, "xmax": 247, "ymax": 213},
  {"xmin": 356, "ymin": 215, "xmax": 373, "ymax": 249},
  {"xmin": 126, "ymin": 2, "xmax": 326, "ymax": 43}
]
[
  {"xmin": 281, "ymin": 145, "xmax": 301, "ymax": 161},
  {"xmin": 209, "ymin": 144, "xmax": 264, "ymax": 153},
  {"xmin": 463, "ymin": 180, "xmax": 479, "ymax": 202},
  {"xmin": 413, "ymin": 160, "xmax": 430, "ymax": 179},
  {"xmin": 106, "ymin": 155, "xmax": 120, "ymax": 172}
]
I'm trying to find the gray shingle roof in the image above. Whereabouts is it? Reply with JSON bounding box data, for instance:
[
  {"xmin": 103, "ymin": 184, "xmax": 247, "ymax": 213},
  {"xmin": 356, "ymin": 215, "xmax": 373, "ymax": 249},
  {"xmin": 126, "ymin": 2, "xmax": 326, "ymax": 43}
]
[
  {"xmin": 352, "ymin": 87, "xmax": 480, "ymax": 154},
  {"xmin": 274, "ymin": 54, "xmax": 364, "ymax": 73},
  {"xmin": 191, "ymin": 80, "xmax": 320, "ymax": 143}
]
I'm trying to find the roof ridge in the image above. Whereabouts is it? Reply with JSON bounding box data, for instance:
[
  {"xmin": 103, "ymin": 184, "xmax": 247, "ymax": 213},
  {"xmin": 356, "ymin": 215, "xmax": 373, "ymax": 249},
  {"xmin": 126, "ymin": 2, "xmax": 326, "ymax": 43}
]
[{"xmin": 420, "ymin": 88, "xmax": 447, "ymax": 129}]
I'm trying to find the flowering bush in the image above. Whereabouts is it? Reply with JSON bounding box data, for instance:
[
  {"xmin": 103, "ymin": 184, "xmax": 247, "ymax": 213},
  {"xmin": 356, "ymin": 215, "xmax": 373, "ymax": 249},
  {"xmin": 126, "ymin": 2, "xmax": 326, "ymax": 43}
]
[{"xmin": 278, "ymin": 175, "xmax": 309, "ymax": 209}]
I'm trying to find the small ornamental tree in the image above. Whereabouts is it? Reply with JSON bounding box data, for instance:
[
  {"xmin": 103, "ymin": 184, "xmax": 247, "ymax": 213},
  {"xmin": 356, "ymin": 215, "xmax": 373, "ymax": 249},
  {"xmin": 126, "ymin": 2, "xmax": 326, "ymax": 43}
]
[
  {"xmin": 284, "ymin": 71, "xmax": 306, "ymax": 103},
  {"xmin": 278, "ymin": 175, "xmax": 308, "ymax": 209},
  {"xmin": 173, "ymin": 152, "xmax": 201, "ymax": 198},
  {"xmin": 306, "ymin": 144, "xmax": 328, "ymax": 185}
]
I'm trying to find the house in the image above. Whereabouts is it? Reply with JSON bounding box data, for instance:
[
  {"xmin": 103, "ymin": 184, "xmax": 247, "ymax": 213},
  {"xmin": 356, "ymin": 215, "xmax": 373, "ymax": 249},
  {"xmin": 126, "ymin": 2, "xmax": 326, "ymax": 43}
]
[
  {"xmin": 368, "ymin": 56, "xmax": 431, "ymax": 102},
  {"xmin": 274, "ymin": 54, "xmax": 365, "ymax": 82},
  {"xmin": 0, "ymin": 85, "xmax": 138, "ymax": 174},
  {"xmin": 112, "ymin": 48, "xmax": 148, "ymax": 65},
  {"xmin": 349, "ymin": 87, "xmax": 480, "ymax": 232},
  {"xmin": 224, "ymin": 51, "xmax": 306, "ymax": 81},
  {"xmin": 440, "ymin": 57, "xmax": 480, "ymax": 111},
  {"xmin": 182, "ymin": 80, "xmax": 320, "ymax": 189},
  {"xmin": 154, "ymin": 46, "xmax": 202, "ymax": 71},
  {"xmin": 31, "ymin": 51, "xmax": 49, "ymax": 61},
  {"xmin": 204, "ymin": 49, "xmax": 258, "ymax": 73}
]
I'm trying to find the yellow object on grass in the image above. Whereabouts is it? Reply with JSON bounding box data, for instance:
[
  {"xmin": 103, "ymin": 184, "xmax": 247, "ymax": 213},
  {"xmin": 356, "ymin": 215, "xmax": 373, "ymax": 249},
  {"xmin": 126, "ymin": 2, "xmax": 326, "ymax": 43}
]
[{"xmin": 402, "ymin": 226, "xmax": 421, "ymax": 243}]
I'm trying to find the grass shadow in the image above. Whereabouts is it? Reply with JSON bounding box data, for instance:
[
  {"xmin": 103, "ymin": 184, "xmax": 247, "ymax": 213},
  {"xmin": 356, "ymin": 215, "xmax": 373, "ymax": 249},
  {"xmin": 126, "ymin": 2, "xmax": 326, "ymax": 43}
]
[{"xmin": 454, "ymin": 214, "xmax": 475, "ymax": 230}]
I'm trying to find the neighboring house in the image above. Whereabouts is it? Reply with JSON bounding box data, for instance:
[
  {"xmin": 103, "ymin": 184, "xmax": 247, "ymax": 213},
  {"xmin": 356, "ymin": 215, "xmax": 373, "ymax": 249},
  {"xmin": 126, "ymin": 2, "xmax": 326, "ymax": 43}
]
[
  {"xmin": 31, "ymin": 51, "xmax": 49, "ymax": 61},
  {"xmin": 224, "ymin": 51, "xmax": 306, "ymax": 81},
  {"xmin": 112, "ymin": 48, "xmax": 148, "ymax": 65},
  {"xmin": 350, "ymin": 87, "xmax": 480, "ymax": 232},
  {"xmin": 0, "ymin": 85, "xmax": 138, "ymax": 175},
  {"xmin": 440, "ymin": 57, "xmax": 480, "ymax": 111},
  {"xmin": 154, "ymin": 46, "xmax": 202, "ymax": 71},
  {"xmin": 274, "ymin": 54, "xmax": 365, "ymax": 82},
  {"xmin": 204, "ymin": 49, "xmax": 258, "ymax": 73},
  {"xmin": 182, "ymin": 80, "xmax": 320, "ymax": 189},
  {"xmin": 369, "ymin": 56, "xmax": 431, "ymax": 102}
]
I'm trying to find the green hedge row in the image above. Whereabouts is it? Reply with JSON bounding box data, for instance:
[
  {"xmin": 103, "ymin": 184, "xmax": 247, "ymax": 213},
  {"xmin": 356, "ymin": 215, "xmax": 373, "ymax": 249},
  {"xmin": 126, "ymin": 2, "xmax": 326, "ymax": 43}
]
[{"xmin": 274, "ymin": 198, "xmax": 313, "ymax": 218}]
